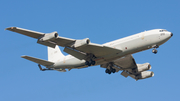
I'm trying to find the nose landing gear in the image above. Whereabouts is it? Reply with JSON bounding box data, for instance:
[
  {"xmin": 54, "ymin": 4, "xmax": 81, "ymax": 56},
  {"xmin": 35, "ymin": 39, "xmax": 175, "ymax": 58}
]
[
  {"xmin": 152, "ymin": 49, "xmax": 158, "ymax": 54},
  {"xmin": 152, "ymin": 45, "xmax": 159, "ymax": 54}
]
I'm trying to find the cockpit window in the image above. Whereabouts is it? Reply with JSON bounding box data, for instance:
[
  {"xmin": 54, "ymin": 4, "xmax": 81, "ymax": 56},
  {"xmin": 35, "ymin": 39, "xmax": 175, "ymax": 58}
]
[{"xmin": 159, "ymin": 29, "xmax": 167, "ymax": 32}]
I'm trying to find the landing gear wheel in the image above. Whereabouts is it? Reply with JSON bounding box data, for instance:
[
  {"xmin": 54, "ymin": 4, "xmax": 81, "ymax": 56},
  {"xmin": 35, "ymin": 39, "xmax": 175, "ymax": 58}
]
[
  {"xmin": 105, "ymin": 69, "xmax": 111, "ymax": 74},
  {"xmin": 85, "ymin": 61, "xmax": 89, "ymax": 65},
  {"xmin": 152, "ymin": 45, "xmax": 159, "ymax": 54},
  {"xmin": 85, "ymin": 61, "xmax": 91, "ymax": 66},
  {"xmin": 152, "ymin": 49, "xmax": 158, "ymax": 54},
  {"xmin": 85, "ymin": 60, "xmax": 96, "ymax": 66},
  {"xmin": 105, "ymin": 69, "xmax": 109, "ymax": 73},
  {"xmin": 109, "ymin": 66, "xmax": 116, "ymax": 73},
  {"xmin": 112, "ymin": 69, "xmax": 116, "ymax": 73},
  {"xmin": 105, "ymin": 69, "xmax": 108, "ymax": 73},
  {"xmin": 91, "ymin": 61, "xmax": 96, "ymax": 65},
  {"xmin": 105, "ymin": 68, "xmax": 116, "ymax": 74}
]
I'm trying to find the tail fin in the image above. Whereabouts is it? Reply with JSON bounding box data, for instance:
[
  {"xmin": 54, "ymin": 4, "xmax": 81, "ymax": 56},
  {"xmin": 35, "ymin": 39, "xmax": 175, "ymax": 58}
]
[{"xmin": 48, "ymin": 45, "xmax": 65, "ymax": 62}]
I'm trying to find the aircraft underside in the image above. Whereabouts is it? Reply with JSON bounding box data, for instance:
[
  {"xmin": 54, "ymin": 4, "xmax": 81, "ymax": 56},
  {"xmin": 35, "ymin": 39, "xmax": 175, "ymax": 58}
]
[{"xmin": 6, "ymin": 27, "xmax": 173, "ymax": 81}]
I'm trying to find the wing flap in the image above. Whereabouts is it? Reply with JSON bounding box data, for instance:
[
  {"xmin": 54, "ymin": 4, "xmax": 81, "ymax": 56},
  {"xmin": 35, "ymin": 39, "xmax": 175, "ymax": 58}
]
[
  {"xmin": 113, "ymin": 55, "xmax": 137, "ymax": 69},
  {"xmin": 37, "ymin": 40, "xmax": 56, "ymax": 48},
  {"xmin": 53, "ymin": 36, "xmax": 76, "ymax": 47},
  {"xmin": 76, "ymin": 43, "xmax": 122, "ymax": 57},
  {"xmin": 21, "ymin": 55, "xmax": 54, "ymax": 66},
  {"xmin": 63, "ymin": 47, "xmax": 86, "ymax": 60}
]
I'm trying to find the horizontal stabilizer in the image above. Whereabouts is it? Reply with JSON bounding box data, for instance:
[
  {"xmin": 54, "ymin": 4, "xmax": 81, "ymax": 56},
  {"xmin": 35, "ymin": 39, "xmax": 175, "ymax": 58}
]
[{"xmin": 21, "ymin": 55, "xmax": 54, "ymax": 66}]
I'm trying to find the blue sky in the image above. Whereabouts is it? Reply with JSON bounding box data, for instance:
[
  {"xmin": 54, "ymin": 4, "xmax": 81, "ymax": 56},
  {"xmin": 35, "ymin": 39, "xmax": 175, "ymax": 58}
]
[{"xmin": 1, "ymin": 0, "xmax": 180, "ymax": 101}]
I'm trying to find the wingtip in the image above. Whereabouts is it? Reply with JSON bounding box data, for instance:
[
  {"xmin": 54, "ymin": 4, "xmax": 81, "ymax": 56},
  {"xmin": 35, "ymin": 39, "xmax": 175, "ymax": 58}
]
[
  {"xmin": 5, "ymin": 27, "xmax": 16, "ymax": 30},
  {"xmin": 21, "ymin": 55, "xmax": 27, "ymax": 58}
]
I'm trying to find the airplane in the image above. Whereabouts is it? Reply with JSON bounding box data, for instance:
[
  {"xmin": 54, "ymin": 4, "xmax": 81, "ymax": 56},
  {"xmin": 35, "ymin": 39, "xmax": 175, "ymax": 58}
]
[{"xmin": 5, "ymin": 27, "xmax": 173, "ymax": 81}]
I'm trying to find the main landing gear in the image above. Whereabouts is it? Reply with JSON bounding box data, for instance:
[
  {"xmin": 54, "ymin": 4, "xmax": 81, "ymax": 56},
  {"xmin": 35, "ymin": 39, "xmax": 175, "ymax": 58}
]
[
  {"xmin": 105, "ymin": 66, "xmax": 116, "ymax": 74},
  {"xmin": 85, "ymin": 54, "xmax": 96, "ymax": 66},
  {"xmin": 85, "ymin": 59, "xmax": 96, "ymax": 66},
  {"xmin": 152, "ymin": 45, "xmax": 159, "ymax": 54}
]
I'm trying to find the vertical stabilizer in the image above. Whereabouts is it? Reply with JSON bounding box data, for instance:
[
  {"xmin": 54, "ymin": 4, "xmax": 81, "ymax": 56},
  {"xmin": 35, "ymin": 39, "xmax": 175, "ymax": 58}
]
[{"xmin": 48, "ymin": 45, "xmax": 65, "ymax": 62}]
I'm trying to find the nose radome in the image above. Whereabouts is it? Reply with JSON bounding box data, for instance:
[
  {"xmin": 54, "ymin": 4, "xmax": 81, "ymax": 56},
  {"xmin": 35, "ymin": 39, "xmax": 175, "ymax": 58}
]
[{"xmin": 171, "ymin": 33, "xmax": 173, "ymax": 37}]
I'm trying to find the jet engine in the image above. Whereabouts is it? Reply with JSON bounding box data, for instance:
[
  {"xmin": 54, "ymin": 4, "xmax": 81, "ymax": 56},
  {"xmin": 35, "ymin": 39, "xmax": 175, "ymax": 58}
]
[
  {"xmin": 135, "ymin": 71, "xmax": 154, "ymax": 80},
  {"xmin": 73, "ymin": 38, "xmax": 90, "ymax": 48},
  {"xmin": 39, "ymin": 31, "xmax": 58, "ymax": 42},
  {"xmin": 132, "ymin": 63, "xmax": 151, "ymax": 73}
]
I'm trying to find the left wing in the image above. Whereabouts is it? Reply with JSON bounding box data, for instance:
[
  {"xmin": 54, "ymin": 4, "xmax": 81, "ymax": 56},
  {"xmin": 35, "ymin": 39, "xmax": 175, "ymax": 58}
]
[
  {"xmin": 101, "ymin": 55, "xmax": 154, "ymax": 80},
  {"xmin": 113, "ymin": 55, "xmax": 137, "ymax": 69}
]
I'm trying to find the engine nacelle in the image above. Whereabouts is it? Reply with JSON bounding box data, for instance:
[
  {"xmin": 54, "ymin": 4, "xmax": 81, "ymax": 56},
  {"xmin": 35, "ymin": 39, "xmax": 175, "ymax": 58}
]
[
  {"xmin": 132, "ymin": 63, "xmax": 151, "ymax": 73},
  {"xmin": 135, "ymin": 71, "xmax": 154, "ymax": 80},
  {"xmin": 39, "ymin": 31, "xmax": 58, "ymax": 42},
  {"xmin": 73, "ymin": 38, "xmax": 90, "ymax": 48}
]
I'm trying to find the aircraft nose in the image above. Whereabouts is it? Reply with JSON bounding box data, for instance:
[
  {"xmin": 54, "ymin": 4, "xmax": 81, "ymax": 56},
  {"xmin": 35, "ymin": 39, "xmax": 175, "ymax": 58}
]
[{"xmin": 171, "ymin": 33, "xmax": 173, "ymax": 37}]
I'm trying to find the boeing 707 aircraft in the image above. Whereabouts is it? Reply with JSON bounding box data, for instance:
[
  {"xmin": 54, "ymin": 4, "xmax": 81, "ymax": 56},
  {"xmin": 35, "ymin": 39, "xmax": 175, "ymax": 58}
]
[{"xmin": 6, "ymin": 27, "xmax": 173, "ymax": 80}]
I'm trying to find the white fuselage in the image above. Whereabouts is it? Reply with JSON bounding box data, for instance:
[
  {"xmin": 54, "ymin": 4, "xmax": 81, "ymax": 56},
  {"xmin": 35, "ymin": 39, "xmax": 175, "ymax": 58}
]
[{"xmin": 51, "ymin": 29, "xmax": 172, "ymax": 69}]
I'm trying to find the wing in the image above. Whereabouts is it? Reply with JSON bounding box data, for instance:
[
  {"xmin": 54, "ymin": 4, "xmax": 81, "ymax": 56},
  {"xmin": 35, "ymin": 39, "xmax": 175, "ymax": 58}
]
[
  {"xmin": 78, "ymin": 43, "xmax": 122, "ymax": 57},
  {"xmin": 6, "ymin": 27, "xmax": 122, "ymax": 60},
  {"xmin": 101, "ymin": 55, "xmax": 137, "ymax": 73},
  {"xmin": 6, "ymin": 27, "xmax": 44, "ymax": 38},
  {"xmin": 63, "ymin": 43, "xmax": 123, "ymax": 61},
  {"xmin": 6, "ymin": 27, "xmax": 75, "ymax": 48},
  {"xmin": 113, "ymin": 55, "xmax": 137, "ymax": 69},
  {"xmin": 101, "ymin": 55, "xmax": 154, "ymax": 81}
]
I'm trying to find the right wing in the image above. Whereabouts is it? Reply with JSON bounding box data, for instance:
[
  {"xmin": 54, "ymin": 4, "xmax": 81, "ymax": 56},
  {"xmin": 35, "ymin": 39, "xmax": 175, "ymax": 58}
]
[
  {"xmin": 6, "ymin": 27, "xmax": 122, "ymax": 60},
  {"xmin": 74, "ymin": 43, "xmax": 122, "ymax": 58},
  {"xmin": 6, "ymin": 27, "xmax": 44, "ymax": 38},
  {"xmin": 6, "ymin": 27, "xmax": 75, "ymax": 48}
]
